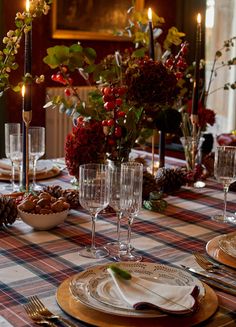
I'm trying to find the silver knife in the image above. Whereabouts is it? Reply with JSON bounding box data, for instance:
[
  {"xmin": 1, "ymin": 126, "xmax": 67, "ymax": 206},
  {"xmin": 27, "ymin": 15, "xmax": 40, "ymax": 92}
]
[{"xmin": 181, "ymin": 265, "xmax": 236, "ymax": 295}]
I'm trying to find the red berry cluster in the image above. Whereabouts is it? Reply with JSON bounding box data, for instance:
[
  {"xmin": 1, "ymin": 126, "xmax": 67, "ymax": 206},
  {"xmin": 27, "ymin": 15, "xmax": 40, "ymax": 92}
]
[
  {"xmin": 165, "ymin": 42, "xmax": 189, "ymax": 80},
  {"xmin": 101, "ymin": 85, "xmax": 127, "ymax": 145},
  {"xmin": 51, "ymin": 66, "xmax": 73, "ymax": 97}
]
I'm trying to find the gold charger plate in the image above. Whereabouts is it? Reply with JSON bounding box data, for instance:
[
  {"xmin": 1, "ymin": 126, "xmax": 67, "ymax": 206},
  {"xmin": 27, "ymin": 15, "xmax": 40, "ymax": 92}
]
[
  {"xmin": 206, "ymin": 234, "xmax": 236, "ymax": 268},
  {"xmin": 0, "ymin": 165, "xmax": 61, "ymax": 181},
  {"xmin": 218, "ymin": 232, "xmax": 236, "ymax": 259},
  {"xmin": 56, "ymin": 275, "xmax": 218, "ymax": 327}
]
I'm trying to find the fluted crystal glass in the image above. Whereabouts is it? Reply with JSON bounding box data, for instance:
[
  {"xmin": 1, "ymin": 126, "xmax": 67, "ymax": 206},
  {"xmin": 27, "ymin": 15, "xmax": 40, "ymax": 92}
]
[
  {"xmin": 79, "ymin": 163, "xmax": 110, "ymax": 258},
  {"xmin": 212, "ymin": 146, "xmax": 236, "ymax": 223}
]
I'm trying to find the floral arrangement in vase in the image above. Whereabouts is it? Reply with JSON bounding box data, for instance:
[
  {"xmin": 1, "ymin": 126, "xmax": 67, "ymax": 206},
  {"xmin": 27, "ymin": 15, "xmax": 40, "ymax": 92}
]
[{"xmin": 43, "ymin": 6, "xmax": 189, "ymax": 171}]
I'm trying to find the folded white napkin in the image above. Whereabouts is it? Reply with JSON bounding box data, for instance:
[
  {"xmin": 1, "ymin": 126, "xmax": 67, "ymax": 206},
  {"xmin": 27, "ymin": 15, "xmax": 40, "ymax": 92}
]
[{"xmin": 107, "ymin": 268, "xmax": 199, "ymax": 314}]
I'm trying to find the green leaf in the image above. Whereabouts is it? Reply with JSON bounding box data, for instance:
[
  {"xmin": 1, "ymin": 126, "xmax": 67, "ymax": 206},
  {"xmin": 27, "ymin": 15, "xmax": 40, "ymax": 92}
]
[
  {"xmin": 15, "ymin": 20, "xmax": 23, "ymax": 28},
  {"xmin": 69, "ymin": 44, "xmax": 83, "ymax": 53},
  {"xmin": 43, "ymin": 46, "xmax": 70, "ymax": 68},
  {"xmin": 12, "ymin": 85, "xmax": 21, "ymax": 92},
  {"xmin": 83, "ymin": 64, "xmax": 96, "ymax": 73},
  {"xmin": 54, "ymin": 45, "xmax": 70, "ymax": 62},
  {"xmin": 84, "ymin": 47, "xmax": 96, "ymax": 63},
  {"xmin": 43, "ymin": 53, "xmax": 59, "ymax": 68},
  {"xmin": 132, "ymin": 47, "xmax": 146, "ymax": 58},
  {"xmin": 68, "ymin": 52, "xmax": 84, "ymax": 71}
]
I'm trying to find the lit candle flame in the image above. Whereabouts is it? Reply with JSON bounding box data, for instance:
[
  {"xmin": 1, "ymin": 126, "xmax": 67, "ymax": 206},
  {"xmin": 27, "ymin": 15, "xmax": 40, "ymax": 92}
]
[
  {"xmin": 22, "ymin": 85, "xmax": 25, "ymax": 97},
  {"xmin": 197, "ymin": 13, "xmax": 201, "ymax": 24},
  {"xmin": 26, "ymin": 0, "xmax": 30, "ymax": 12},
  {"xmin": 148, "ymin": 8, "xmax": 152, "ymax": 21}
]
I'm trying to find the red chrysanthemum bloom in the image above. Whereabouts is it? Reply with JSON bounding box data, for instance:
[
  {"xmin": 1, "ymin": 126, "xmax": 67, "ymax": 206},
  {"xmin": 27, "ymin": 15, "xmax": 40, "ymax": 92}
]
[
  {"xmin": 187, "ymin": 100, "xmax": 216, "ymax": 129},
  {"xmin": 65, "ymin": 120, "xmax": 106, "ymax": 177}
]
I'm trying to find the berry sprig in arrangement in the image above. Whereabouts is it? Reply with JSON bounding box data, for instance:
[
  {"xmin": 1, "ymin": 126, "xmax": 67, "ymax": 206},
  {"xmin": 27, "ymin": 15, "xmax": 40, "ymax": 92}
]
[
  {"xmin": 100, "ymin": 85, "xmax": 139, "ymax": 162},
  {"xmin": 0, "ymin": 0, "xmax": 52, "ymax": 96}
]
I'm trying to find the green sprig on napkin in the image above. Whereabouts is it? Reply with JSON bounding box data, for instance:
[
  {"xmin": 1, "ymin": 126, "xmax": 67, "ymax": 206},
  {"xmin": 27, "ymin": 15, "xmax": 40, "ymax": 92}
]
[{"xmin": 109, "ymin": 265, "xmax": 132, "ymax": 280}]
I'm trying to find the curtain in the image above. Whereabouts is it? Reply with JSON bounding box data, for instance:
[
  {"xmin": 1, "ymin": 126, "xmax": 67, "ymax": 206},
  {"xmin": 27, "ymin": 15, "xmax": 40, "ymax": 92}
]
[{"xmin": 206, "ymin": 0, "xmax": 236, "ymax": 135}]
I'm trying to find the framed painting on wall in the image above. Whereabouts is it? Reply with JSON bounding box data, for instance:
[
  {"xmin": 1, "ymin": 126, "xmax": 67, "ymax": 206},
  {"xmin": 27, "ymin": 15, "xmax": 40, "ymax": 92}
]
[{"xmin": 52, "ymin": 0, "xmax": 144, "ymax": 40}]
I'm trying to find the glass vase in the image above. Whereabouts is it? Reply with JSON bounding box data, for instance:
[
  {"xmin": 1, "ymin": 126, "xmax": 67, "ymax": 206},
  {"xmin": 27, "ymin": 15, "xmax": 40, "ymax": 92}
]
[{"xmin": 180, "ymin": 136, "xmax": 204, "ymax": 171}]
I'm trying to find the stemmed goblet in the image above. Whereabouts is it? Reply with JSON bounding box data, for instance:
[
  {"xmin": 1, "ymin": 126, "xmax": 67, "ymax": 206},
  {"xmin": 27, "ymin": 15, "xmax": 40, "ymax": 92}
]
[
  {"xmin": 3, "ymin": 123, "xmax": 21, "ymax": 191},
  {"xmin": 29, "ymin": 126, "xmax": 45, "ymax": 191},
  {"xmin": 116, "ymin": 161, "xmax": 143, "ymax": 262},
  {"xmin": 79, "ymin": 163, "xmax": 110, "ymax": 259},
  {"xmin": 212, "ymin": 146, "xmax": 236, "ymax": 224}
]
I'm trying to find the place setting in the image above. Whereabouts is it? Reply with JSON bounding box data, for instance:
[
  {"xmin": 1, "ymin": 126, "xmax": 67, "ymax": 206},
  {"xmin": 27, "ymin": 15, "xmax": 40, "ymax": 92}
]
[
  {"xmin": 55, "ymin": 261, "xmax": 218, "ymax": 327},
  {"xmin": 203, "ymin": 145, "xmax": 236, "ymax": 269}
]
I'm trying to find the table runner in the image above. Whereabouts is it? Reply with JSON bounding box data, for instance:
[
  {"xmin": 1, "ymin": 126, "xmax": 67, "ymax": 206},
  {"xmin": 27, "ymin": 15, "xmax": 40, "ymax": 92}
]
[{"xmin": 0, "ymin": 151, "xmax": 236, "ymax": 326}]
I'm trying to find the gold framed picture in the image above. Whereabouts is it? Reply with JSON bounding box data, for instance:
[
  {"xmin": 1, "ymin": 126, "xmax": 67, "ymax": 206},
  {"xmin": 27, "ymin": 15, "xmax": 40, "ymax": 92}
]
[{"xmin": 52, "ymin": 0, "xmax": 144, "ymax": 40}]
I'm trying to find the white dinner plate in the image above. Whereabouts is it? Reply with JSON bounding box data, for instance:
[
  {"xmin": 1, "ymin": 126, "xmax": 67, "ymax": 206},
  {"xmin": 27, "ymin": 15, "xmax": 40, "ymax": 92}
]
[
  {"xmin": 69, "ymin": 262, "xmax": 205, "ymax": 318},
  {"xmin": 218, "ymin": 232, "xmax": 236, "ymax": 259}
]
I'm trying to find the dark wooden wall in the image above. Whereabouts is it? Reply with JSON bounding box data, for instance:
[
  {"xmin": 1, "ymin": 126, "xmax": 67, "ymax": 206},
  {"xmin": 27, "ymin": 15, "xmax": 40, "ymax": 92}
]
[{"xmin": 0, "ymin": 0, "xmax": 205, "ymax": 157}]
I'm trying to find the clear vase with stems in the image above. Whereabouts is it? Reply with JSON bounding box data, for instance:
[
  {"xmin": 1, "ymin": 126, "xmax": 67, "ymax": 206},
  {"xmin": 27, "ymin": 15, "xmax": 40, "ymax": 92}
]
[{"xmin": 180, "ymin": 136, "xmax": 204, "ymax": 171}]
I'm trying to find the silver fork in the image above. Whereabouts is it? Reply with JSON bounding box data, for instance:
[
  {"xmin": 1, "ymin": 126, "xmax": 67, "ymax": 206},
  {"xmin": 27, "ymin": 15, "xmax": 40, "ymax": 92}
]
[
  {"xmin": 193, "ymin": 252, "xmax": 236, "ymax": 279},
  {"xmin": 29, "ymin": 295, "xmax": 77, "ymax": 327},
  {"xmin": 24, "ymin": 302, "xmax": 57, "ymax": 326}
]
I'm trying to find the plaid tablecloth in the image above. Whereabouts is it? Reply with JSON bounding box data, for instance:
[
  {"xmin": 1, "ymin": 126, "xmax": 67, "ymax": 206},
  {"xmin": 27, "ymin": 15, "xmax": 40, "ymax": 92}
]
[{"xmin": 0, "ymin": 152, "xmax": 236, "ymax": 326}]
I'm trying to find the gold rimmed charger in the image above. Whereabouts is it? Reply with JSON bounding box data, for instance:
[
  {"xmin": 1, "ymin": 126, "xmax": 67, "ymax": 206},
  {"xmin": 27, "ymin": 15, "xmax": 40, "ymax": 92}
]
[
  {"xmin": 218, "ymin": 232, "xmax": 236, "ymax": 259},
  {"xmin": 0, "ymin": 160, "xmax": 61, "ymax": 182},
  {"xmin": 56, "ymin": 263, "xmax": 218, "ymax": 327},
  {"xmin": 206, "ymin": 234, "xmax": 236, "ymax": 269}
]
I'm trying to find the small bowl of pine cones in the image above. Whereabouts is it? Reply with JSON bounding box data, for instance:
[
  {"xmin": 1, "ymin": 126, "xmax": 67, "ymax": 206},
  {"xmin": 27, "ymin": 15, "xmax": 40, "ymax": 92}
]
[{"xmin": 17, "ymin": 191, "xmax": 70, "ymax": 230}]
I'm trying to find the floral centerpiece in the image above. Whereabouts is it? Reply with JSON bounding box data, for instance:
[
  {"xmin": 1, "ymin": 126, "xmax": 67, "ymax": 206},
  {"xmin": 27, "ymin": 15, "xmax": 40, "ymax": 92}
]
[{"xmin": 43, "ymin": 7, "xmax": 188, "ymax": 174}]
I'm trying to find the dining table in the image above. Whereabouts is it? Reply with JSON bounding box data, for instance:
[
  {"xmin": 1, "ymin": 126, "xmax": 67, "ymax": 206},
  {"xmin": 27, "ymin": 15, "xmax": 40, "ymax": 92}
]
[{"xmin": 0, "ymin": 149, "xmax": 236, "ymax": 327}]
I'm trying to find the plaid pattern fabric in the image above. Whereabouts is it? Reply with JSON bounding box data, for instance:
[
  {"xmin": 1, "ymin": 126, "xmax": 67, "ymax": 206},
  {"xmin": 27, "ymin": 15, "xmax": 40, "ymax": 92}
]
[{"xmin": 0, "ymin": 151, "xmax": 236, "ymax": 326}]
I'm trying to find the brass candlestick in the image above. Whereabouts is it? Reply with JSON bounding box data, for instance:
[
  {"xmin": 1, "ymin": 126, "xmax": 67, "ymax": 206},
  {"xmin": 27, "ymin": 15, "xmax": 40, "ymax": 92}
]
[{"xmin": 22, "ymin": 110, "xmax": 32, "ymax": 192}]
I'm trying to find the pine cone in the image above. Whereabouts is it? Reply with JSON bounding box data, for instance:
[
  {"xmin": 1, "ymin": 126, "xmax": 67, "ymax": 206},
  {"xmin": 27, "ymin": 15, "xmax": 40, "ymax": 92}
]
[
  {"xmin": 43, "ymin": 185, "xmax": 63, "ymax": 198},
  {"xmin": 61, "ymin": 189, "xmax": 80, "ymax": 209},
  {"xmin": 0, "ymin": 196, "xmax": 18, "ymax": 227},
  {"xmin": 155, "ymin": 167, "xmax": 186, "ymax": 193},
  {"xmin": 143, "ymin": 171, "xmax": 160, "ymax": 200},
  {"xmin": 42, "ymin": 186, "xmax": 80, "ymax": 209}
]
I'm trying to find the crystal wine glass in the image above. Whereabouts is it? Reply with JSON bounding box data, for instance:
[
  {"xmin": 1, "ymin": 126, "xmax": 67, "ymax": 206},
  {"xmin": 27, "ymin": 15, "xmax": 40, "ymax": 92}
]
[
  {"xmin": 116, "ymin": 161, "xmax": 143, "ymax": 262},
  {"xmin": 3, "ymin": 123, "xmax": 21, "ymax": 191},
  {"xmin": 29, "ymin": 126, "xmax": 45, "ymax": 191},
  {"xmin": 105, "ymin": 166, "xmax": 127, "ymax": 255},
  {"xmin": 9, "ymin": 133, "xmax": 23, "ymax": 192},
  {"xmin": 212, "ymin": 146, "xmax": 236, "ymax": 223},
  {"xmin": 79, "ymin": 163, "xmax": 110, "ymax": 259}
]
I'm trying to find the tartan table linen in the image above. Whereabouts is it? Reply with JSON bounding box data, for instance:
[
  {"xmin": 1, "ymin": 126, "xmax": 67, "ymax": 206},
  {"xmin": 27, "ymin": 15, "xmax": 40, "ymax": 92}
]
[{"xmin": 0, "ymin": 151, "xmax": 236, "ymax": 326}]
